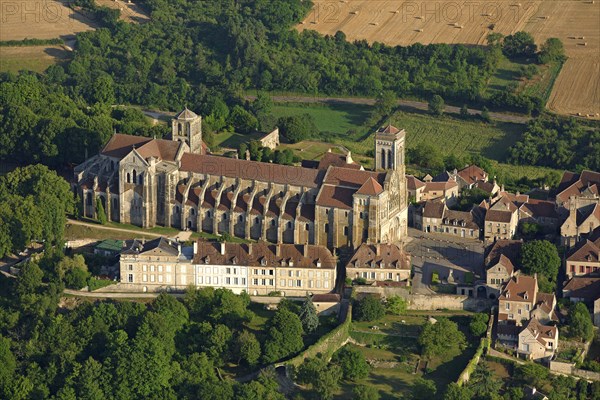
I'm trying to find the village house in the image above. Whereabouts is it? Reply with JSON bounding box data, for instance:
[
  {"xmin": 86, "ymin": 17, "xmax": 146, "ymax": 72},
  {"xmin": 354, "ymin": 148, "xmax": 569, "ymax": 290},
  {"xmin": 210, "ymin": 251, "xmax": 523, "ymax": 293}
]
[
  {"xmin": 498, "ymin": 274, "xmax": 557, "ymax": 326},
  {"xmin": 517, "ymin": 318, "xmax": 558, "ymax": 361},
  {"xmin": 406, "ymin": 175, "xmax": 426, "ymax": 202},
  {"xmin": 484, "ymin": 239, "xmax": 522, "ymax": 299},
  {"xmin": 556, "ymin": 170, "xmax": 600, "ymax": 247},
  {"xmin": 565, "ymin": 229, "xmax": 600, "ymax": 278},
  {"xmin": 345, "ymin": 242, "xmax": 411, "ymax": 284},
  {"xmin": 481, "ymin": 196, "xmax": 519, "ymax": 242},
  {"xmin": 413, "ymin": 200, "xmax": 481, "ymax": 239},
  {"xmin": 311, "ymin": 293, "xmax": 341, "ymax": 316}
]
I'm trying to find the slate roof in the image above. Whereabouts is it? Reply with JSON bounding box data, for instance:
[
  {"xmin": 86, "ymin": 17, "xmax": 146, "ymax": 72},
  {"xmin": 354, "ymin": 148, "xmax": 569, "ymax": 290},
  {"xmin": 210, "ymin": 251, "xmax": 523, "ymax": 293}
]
[{"xmin": 121, "ymin": 237, "xmax": 179, "ymax": 256}]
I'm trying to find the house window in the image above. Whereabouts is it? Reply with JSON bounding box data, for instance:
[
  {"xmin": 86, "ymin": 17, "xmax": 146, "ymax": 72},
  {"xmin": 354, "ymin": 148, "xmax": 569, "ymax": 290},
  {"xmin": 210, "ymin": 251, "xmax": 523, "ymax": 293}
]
[
  {"xmin": 344, "ymin": 226, "xmax": 348, "ymax": 236},
  {"xmin": 129, "ymin": 265, "xmax": 134, "ymax": 271},
  {"xmin": 505, "ymin": 303, "xmax": 510, "ymax": 310},
  {"xmin": 128, "ymin": 274, "xmax": 133, "ymax": 283},
  {"xmin": 142, "ymin": 274, "xmax": 147, "ymax": 282}
]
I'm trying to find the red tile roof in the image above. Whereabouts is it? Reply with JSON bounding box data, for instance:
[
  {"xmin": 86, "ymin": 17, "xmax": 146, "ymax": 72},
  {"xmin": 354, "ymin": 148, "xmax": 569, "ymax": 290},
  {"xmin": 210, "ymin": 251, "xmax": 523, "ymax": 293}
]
[
  {"xmin": 311, "ymin": 293, "xmax": 340, "ymax": 302},
  {"xmin": 101, "ymin": 134, "xmax": 152, "ymax": 159},
  {"xmin": 563, "ymin": 276, "xmax": 600, "ymax": 301},
  {"xmin": 424, "ymin": 181, "xmax": 458, "ymax": 192},
  {"xmin": 323, "ymin": 167, "xmax": 386, "ymax": 188},
  {"xmin": 180, "ymin": 153, "xmax": 324, "ymax": 188},
  {"xmin": 499, "ymin": 274, "xmax": 537, "ymax": 303},
  {"xmin": 316, "ymin": 185, "xmax": 356, "ymax": 210},
  {"xmin": 457, "ymin": 165, "xmax": 487, "ymax": 185},
  {"xmin": 406, "ymin": 175, "xmax": 425, "ymax": 190},
  {"xmin": 567, "ymin": 239, "xmax": 600, "ymax": 263},
  {"xmin": 486, "ymin": 209, "xmax": 514, "ymax": 223},
  {"xmin": 422, "ymin": 200, "xmax": 445, "ymax": 218},
  {"xmin": 136, "ymin": 139, "xmax": 181, "ymax": 162},
  {"xmin": 485, "ymin": 239, "xmax": 523, "ymax": 266},
  {"xmin": 356, "ymin": 177, "xmax": 384, "ymax": 196},
  {"xmin": 317, "ymin": 152, "xmax": 361, "ymax": 171},
  {"xmin": 556, "ymin": 170, "xmax": 600, "ymax": 203}
]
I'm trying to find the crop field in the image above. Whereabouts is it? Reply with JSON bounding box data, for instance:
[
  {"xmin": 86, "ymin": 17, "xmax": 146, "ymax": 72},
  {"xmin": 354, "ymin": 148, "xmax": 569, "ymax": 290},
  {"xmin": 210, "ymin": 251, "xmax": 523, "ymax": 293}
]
[
  {"xmin": 299, "ymin": 0, "xmax": 600, "ymax": 118},
  {"xmin": 0, "ymin": 0, "xmax": 148, "ymax": 73}
]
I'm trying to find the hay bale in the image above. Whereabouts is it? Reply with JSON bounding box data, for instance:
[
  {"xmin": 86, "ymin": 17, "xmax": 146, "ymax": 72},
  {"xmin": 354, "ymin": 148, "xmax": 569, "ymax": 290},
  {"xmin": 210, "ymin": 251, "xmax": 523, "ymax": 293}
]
[{"xmin": 350, "ymin": 10, "xmax": 359, "ymax": 15}]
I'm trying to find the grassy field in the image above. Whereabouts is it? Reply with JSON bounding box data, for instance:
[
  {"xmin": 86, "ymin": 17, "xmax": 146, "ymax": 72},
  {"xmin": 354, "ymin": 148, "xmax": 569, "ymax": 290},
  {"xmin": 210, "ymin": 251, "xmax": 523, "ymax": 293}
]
[
  {"xmin": 211, "ymin": 131, "xmax": 266, "ymax": 150},
  {"xmin": 0, "ymin": 45, "xmax": 70, "ymax": 73},
  {"xmin": 272, "ymin": 102, "xmax": 374, "ymax": 134},
  {"xmin": 333, "ymin": 312, "xmax": 478, "ymax": 399}
]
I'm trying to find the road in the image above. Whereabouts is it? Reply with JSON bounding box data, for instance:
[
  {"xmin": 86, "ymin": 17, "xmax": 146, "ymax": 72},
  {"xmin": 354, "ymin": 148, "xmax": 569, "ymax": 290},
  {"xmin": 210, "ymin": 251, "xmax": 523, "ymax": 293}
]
[{"xmin": 244, "ymin": 94, "xmax": 531, "ymax": 124}]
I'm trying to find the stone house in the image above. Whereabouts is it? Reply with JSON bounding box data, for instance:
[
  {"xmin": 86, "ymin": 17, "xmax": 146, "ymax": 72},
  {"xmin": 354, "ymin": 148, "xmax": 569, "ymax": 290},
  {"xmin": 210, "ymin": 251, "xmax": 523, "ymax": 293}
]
[
  {"xmin": 119, "ymin": 237, "xmax": 195, "ymax": 292},
  {"xmin": 455, "ymin": 165, "xmax": 489, "ymax": 190},
  {"xmin": 517, "ymin": 318, "xmax": 558, "ymax": 361},
  {"xmin": 562, "ymin": 276, "xmax": 600, "ymax": 303},
  {"xmin": 482, "ymin": 196, "xmax": 519, "ymax": 242},
  {"xmin": 406, "ymin": 175, "xmax": 426, "ymax": 202},
  {"xmin": 311, "ymin": 293, "xmax": 341, "ymax": 316},
  {"xmin": 119, "ymin": 238, "xmax": 337, "ymax": 296},
  {"xmin": 484, "ymin": 239, "xmax": 522, "ymax": 299},
  {"xmin": 421, "ymin": 180, "xmax": 459, "ymax": 206},
  {"xmin": 565, "ymin": 231, "xmax": 600, "ymax": 278},
  {"xmin": 414, "ymin": 200, "xmax": 481, "ymax": 239},
  {"xmin": 345, "ymin": 243, "xmax": 411, "ymax": 284},
  {"xmin": 497, "ymin": 274, "xmax": 557, "ymax": 326},
  {"xmin": 74, "ymin": 113, "xmax": 409, "ymax": 252},
  {"xmin": 517, "ymin": 199, "xmax": 560, "ymax": 230},
  {"xmin": 556, "ymin": 170, "xmax": 600, "ymax": 247}
]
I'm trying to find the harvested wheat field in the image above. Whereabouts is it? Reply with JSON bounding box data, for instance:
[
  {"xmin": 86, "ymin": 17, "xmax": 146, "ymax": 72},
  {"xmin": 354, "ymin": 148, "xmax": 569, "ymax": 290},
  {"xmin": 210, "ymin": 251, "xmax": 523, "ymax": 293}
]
[
  {"xmin": 299, "ymin": 0, "xmax": 600, "ymax": 118},
  {"xmin": 0, "ymin": 45, "xmax": 70, "ymax": 73},
  {"xmin": 0, "ymin": 0, "xmax": 97, "ymax": 41},
  {"xmin": 547, "ymin": 58, "xmax": 600, "ymax": 117}
]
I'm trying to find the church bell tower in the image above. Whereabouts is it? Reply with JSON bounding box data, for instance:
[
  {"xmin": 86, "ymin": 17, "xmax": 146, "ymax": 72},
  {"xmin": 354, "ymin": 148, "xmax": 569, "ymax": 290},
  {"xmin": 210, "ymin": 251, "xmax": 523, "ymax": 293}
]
[{"xmin": 171, "ymin": 108, "xmax": 203, "ymax": 154}]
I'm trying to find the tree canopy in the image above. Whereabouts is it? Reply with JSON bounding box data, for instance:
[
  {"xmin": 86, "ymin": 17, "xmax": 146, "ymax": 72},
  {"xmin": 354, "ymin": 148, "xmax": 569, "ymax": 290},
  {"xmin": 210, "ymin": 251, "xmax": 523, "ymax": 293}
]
[
  {"xmin": 519, "ymin": 240, "xmax": 561, "ymax": 292},
  {"xmin": 418, "ymin": 318, "xmax": 466, "ymax": 360}
]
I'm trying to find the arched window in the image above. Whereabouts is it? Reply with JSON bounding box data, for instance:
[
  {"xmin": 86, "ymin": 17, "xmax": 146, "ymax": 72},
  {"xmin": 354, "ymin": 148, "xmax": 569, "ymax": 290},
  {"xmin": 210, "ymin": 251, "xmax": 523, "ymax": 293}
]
[
  {"xmin": 126, "ymin": 173, "xmax": 131, "ymax": 183},
  {"xmin": 388, "ymin": 150, "xmax": 393, "ymax": 169},
  {"xmin": 86, "ymin": 193, "xmax": 92, "ymax": 206},
  {"xmin": 381, "ymin": 149, "xmax": 386, "ymax": 169},
  {"xmin": 187, "ymin": 122, "xmax": 191, "ymax": 132},
  {"xmin": 175, "ymin": 206, "xmax": 180, "ymax": 214},
  {"xmin": 239, "ymin": 215, "xmax": 243, "ymax": 222},
  {"xmin": 178, "ymin": 123, "xmax": 182, "ymax": 135},
  {"xmin": 223, "ymin": 214, "xmax": 227, "ymax": 221},
  {"xmin": 191, "ymin": 208, "xmax": 195, "ymax": 215},
  {"xmin": 255, "ymin": 217, "xmax": 260, "ymax": 225},
  {"xmin": 138, "ymin": 173, "xmax": 143, "ymax": 185},
  {"xmin": 113, "ymin": 198, "xmax": 118, "ymax": 209},
  {"xmin": 287, "ymin": 222, "xmax": 292, "ymax": 229},
  {"xmin": 132, "ymin": 170, "xmax": 137, "ymax": 184},
  {"xmin": 111, "ymin": 161, "xmax": 115, "ymax": 170},
  {"xmin": 271, "ymin": 220, "xmax": 276, "ymax": 226}
]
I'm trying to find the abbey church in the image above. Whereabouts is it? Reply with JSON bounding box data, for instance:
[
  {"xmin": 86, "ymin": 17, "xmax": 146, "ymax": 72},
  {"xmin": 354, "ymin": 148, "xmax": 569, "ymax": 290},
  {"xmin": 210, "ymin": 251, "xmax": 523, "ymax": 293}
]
[{"xmin": 74, "ymin": 109, "xmax": 409, "ymax": 250}]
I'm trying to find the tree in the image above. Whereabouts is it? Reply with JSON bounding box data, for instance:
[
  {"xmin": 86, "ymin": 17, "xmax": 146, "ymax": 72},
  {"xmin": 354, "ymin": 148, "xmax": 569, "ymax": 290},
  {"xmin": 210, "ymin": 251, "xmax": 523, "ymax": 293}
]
[
  {"xmin": 519, "ymin": 240, "xmax": 560, "ymax": 292},
  {"xmin": 515, "ymin": 362, "xmax": 548, "ymax": 387},
  {"xmin": 407, "ymin": 143, "xmax": 444, "ymax": 172},
  {"xmin": 332, "ymin": 346, "xmax": 369, "ymax": 381},
  {"xmin": 375, "ymin": 90, "xmax": 396, "ymax": 117},
  {"xmin": 480, "ymin": 106, "xmax": 491, "ymax": 123},
  {"xmin": 428, "ymin": 95, "xmax": 445, "ymax": 116},
  {"xmin": 538, "ymin": 38, "xmax": 565, "ymax": 64},
  {"xmin": 412, "ymin": 378, "xmax": 437, "ymax": 399},
  {"xmin": 460, "ymin": 104, "xmax": 469, "ymax": 119},
  {"xmin": 229, "ymin": 106, "xmax": 259, "ymax": 134},
  {"xmin": 568, "ymin": 302, "xmax": 594, "ymax": 342},
  {"xmin": 0, "ymin": 336, "xmax": 16, "ymax": 390},
  {"xmin": 444, "ymin": 383, "xmax": 473, "ymax": 400},
  {"xmin": 263, "ymin": 308, "xmax": 304, "ymax": 363},
  {"xmin": 418, "ymin": 318, "xmax": 466, "ymax": 360},
  {"xmin": 96, "ymin": 197, "xmax": 107, "ymax": 225},
  {"xmin": 503, "ymin": 31, "xmax": 537, "ymax": 58},
  {"xmin": 278, "ymin": 114, "xmax": 317, "ymax": 143},
  {"xmin": 299, "ymin": 296, "xmax": 319, "ymax": 333},
  {"xmin": 469, "ymin": 363, "xmax": 502, "ymax": 397},
  {"xmin": 386, "ymin": 296, "xmax": 407, "ymax": 315},
  {"xmin": 353, "ymin": 384, "xmax": 379, "ymax": 400},
  {"xmin": 235, "ymin": 330, "xmax": 261, "ymax": 367},
  {"xmin": 353, "ymin": 296, "xmax": 385, "ymax": 322},
  {"xmin": 238, "ymin": 142, "xmax": 248, "ymax": 160},
  {"xmin": 64, "ymin": 263, "xmax": 90, "ymax": 290},
  {"xmin": 296, "ymin": 355, "xmax": 342, "ymax": 400},
  {"xmin": 469, "ymin": 313, "xmax": 489, "ymax": 337}
]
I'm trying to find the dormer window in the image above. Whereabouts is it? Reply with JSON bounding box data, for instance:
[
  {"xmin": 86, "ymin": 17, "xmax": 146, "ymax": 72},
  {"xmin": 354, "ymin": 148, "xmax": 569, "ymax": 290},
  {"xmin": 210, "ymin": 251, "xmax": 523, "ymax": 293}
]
[
  {"xmin": 524, "ymin": 293, "xmax": 528, "ymax": 300},
  {"xmin": 232, "ymin": 256, "xmax": 238, "ymax": 264},
  {"xmin": 316, "ymin": 260, "xmax": 321, "ymax": 268},
  {"xmin": 281, "ymin": 260, "xmax": 286, "ymax": 267},
  {"xmin": 204, "ymin": 256, "xmax": 210, "ymax": 264},
  {"xmin": 261, "ymin": 258, "xmax": 267, "ymax": 266},
  {"xmin": 289, "ymin": 259, "xmax": 294, "ymax": 267}
]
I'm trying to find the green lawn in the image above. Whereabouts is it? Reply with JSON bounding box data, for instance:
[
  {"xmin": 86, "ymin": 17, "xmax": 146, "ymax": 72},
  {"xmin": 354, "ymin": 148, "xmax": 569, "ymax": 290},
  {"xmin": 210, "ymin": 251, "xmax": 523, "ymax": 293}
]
[
  {"xmin": 487, "ymin": 57, "xmax": 528, "ymax": 95},
  {"xmin": 211, "ymin": 131, "xmax": 266, "ymax": 150},
  {"xmin": 271, "ymin": 102, "xmax": 374, "ymax": 135},
  {"xmin": 334, "ymin": 313, "xmax": 479, "ymax": 399}
]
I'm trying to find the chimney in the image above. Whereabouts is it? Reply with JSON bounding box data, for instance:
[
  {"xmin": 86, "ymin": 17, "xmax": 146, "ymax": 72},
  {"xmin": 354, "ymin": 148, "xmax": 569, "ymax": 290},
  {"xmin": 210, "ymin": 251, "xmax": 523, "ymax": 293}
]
[
  {"xmin": 248, "ymin": 243, "xmax": 252, "ymax": 255},
  {"xmin": 177, "ymin": 243, "xmax": 182, "ymax": 256},
  {"xmin": 276, "ymin": 243, "xmax": 281, "ymax": 257},
  {"xmin": 303, "ymin": 243, "xmax": 308, "ymax": 258},
  {"xmin": 193, "ymin": 241, "xmax": 198, "ymax": 255},
  {"xmin": 220, "ymin": 242, "xmax": 226, "ymax": 255},
  {"xmin": 376, "ymin": 243, "xmax": 381, "ymax": 256}
]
